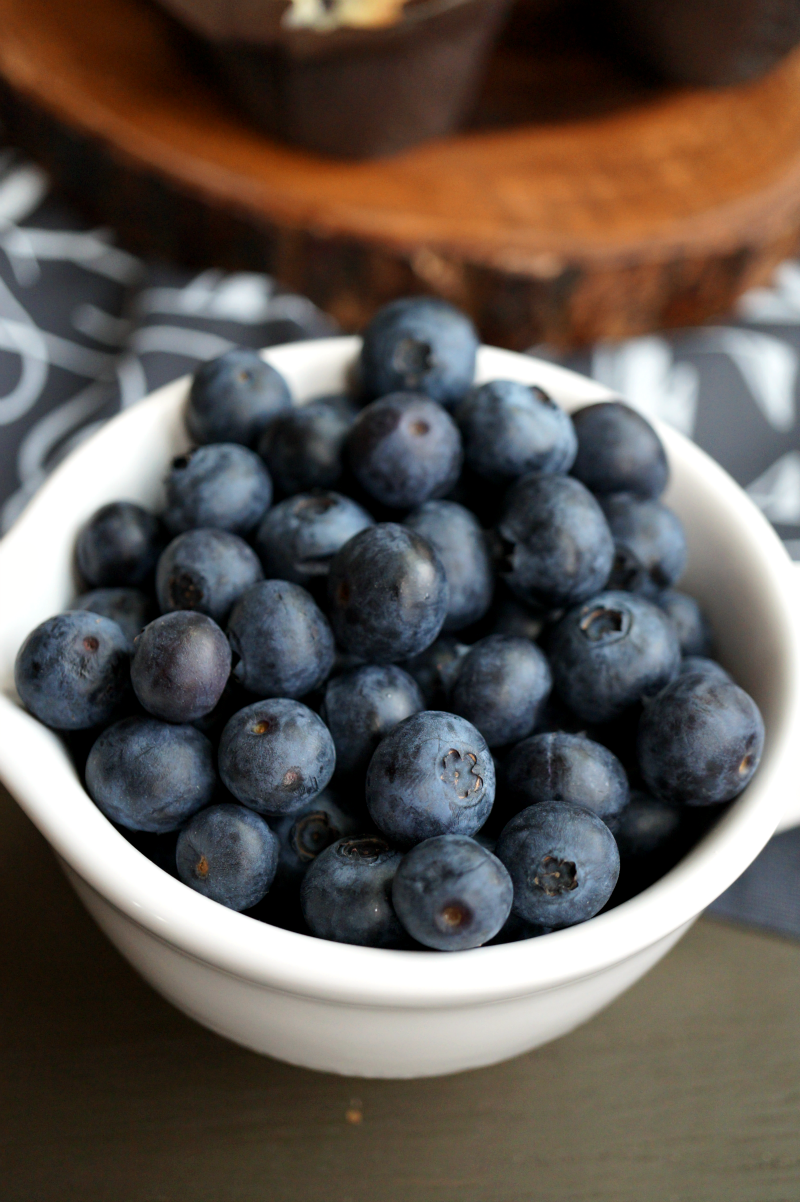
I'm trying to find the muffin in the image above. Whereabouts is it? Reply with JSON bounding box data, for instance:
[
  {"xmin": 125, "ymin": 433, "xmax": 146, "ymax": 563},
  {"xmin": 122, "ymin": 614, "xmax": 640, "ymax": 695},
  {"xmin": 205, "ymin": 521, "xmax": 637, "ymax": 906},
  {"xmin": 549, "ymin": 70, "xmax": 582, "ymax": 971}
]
[{"xmin": 158, "ymin": 0, "xmax": 513, "ymax": 157}]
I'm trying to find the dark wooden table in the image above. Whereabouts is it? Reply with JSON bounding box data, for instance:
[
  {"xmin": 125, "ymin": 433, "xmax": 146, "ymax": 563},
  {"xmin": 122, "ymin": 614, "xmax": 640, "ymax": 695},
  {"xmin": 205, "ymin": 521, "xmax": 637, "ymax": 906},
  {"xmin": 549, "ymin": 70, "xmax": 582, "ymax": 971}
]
[{"xmin": 3, "ymin": 779, "xmax": 800, "ymax": 1202}]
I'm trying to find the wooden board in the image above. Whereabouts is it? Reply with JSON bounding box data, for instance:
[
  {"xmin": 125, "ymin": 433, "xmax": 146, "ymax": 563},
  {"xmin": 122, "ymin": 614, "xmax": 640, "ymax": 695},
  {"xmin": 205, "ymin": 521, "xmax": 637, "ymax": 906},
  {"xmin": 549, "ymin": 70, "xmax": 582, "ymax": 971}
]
[
  {"xmin": 2, "ymin": 0, "xmax": 800, "ymax": 346},
  {"xmin": 4, "ymin": 778, "xmax": 800, "ymax": 1200}
]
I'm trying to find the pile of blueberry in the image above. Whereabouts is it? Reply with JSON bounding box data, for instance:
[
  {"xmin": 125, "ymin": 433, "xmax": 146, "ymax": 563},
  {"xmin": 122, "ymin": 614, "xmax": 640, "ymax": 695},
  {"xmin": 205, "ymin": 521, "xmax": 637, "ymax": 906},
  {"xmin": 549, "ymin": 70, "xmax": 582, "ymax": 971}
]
[{"xmin": 14, "ymin": 297, "xmax": 765, "ymax": 952}]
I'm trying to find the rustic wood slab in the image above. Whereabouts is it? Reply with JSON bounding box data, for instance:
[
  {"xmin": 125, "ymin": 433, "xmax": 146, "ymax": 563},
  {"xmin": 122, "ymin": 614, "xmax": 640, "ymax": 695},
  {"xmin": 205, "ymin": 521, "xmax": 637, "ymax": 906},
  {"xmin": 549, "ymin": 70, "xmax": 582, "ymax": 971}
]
[
  {"xmin": 3, "ymin": 779, "xmax": 800, "ymax": 1200},
  {"xmin": 1, "ymin": 0, "xmax": 800, "ymax": 346}
]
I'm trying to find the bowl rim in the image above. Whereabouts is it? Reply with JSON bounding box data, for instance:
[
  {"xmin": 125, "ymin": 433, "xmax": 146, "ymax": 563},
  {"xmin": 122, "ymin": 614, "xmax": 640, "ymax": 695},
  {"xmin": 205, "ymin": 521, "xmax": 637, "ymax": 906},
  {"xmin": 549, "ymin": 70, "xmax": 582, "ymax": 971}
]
[{"xmin": 1, "ymin": 335, "xmax": 799, "ymax": 1009}]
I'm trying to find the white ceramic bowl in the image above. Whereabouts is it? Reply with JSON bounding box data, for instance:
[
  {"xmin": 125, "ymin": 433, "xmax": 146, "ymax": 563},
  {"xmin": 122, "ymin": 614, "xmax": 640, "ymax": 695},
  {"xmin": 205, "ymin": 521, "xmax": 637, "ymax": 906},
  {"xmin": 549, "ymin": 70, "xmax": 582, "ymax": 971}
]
[{"xmin": 1, "ymin": 337, "xmax": 799, "ymax": 1079}]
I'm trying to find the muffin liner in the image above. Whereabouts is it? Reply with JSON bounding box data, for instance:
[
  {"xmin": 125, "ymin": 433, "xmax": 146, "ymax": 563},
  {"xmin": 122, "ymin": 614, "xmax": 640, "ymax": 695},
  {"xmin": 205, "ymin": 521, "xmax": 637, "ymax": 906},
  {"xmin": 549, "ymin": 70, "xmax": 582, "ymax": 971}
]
[
  {"xmin": 611, "ymin": 0, "xmax": 800, "ymax": 86},
  {"xmin": 159, "ymin": 0, "xmax": 512, "ymax": 158}
]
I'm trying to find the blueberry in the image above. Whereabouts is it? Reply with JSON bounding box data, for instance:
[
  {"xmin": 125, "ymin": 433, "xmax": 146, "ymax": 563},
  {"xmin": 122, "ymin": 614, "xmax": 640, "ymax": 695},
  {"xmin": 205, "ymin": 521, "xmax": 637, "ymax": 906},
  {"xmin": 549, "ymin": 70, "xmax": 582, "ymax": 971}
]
[
  {"xmin": 488, "ymin": 912, "xmax": 552, "ymax": 945},
  {"xmin": 321, "ymin": 664, "xmax": 425, "ymax": 776},
  {"xmin": 366, "ymin": 711, "xmax": 495, "ymax": 847},
  {"xmin": 327, "ymin": 524, "xmax": 448, "ymax": 662},
  {"xmin": 131, "ymin": 611, "xmax": 232, "ymax": 723},
  {"xmin": 156, "ymin": 528, "xmax": 263, "ymax": 624},
  {"xmin": 449, "ymin": 634, "xmax": 552, "ymax": 748},
  {"xmin": 360, "ymin": 297, "xmax": 478, "ymax": 407},
  {"xmin": 501, "ymin": 732, "xmax": 630, "ymax": 822},
  {"xmin": 612, "ymin": 790, "xmax": 682, "ymax": 858},
  {"xmin": 497, "ymin": 474, "xmax": 614, "ymax": 610},
  {"xmin": 392, "ymin": 835, "xmax": 513, "ymax": 951},
  {"xmin": 455, "ymin": 380, "xmax": 577, "ymax": 483},
  {"xmin": 227, "ymin": 580, "xmax": 335, "ymax": 699},
  {"xmin": 254, "ymin": 491, "xmax": 373, "ymax": 589},
  {"xmin": 550, "ymin": 590, "xmax": 680, "ymax": 724},
  {"xmin": 176, "ymin": 803, "xmax": 279, "ymax": 910},
  {"xmin": 72, "ymin": 588, "xmax": 155, "ymax": 652},
  {"xmin": 488, "ymin": 593, "xmax": 545, "ymax": 642},
  {"xmin": 15, "ymin": 612, "xmax": 130, "ymax": 730},
  {"xmin": 599, "ymin": 495, "xmax": 687, "ymax": 596},
  {"xmin": 347, "ymin": 393, "xmax": 463, "ymax": 510},
  {"xmin": 186, "ymin": 349, "xmax": 292, "ymax": 447},
  {"xmin": 679, "ymin": 656, "xmax": 731, "ymax": 681},
  {"xmin": 189, "ymin": 675, "xmax": 252, "ymax": 739},
  {"xmin": 301, "ymin": 835, "xmax": 405, "ymax": 947},
  {"xmin": 163, "ymin": 443, "xmax": 272, "ymax": 536},
  {"xmin": 76, "ymin": 501, "xmax": 164, "ymax": 588},
  {"xmin": 258, "ymin": 395, "xmax": 357, "ymax": 495},
  {"xmin": 219, "ymin": 698, "xmax": 336, "ymax": 815},
  {"xmin": 605, "ymin": 543, "xmax": 652, "ymax": 595},
  {"xmin": 496, "ymin": 801, "xmax": 620, "ymax": 927},
  {"xmin": 86, "ymin": 716, "xmax": 215, "ymax": 832},
  {"xmin": 571, "ymin": 401, "xmax": 668, "ymax": 499},
  {"xmin": 657, "ymin": 589, "xmax": 713, "ymax": 656},
  {"xmin": 269, "ymin": 790, "xmax": 364, "ymax": 891},
  {"xmin": 403, "ymin": 500, "xmax": 493, "ymax": 631},
  {"xmin": 402, "ymin": 637, "xmax": 469, "ymax": 707},
  {"xmin": 638, "ymin": 671, "xmax": 764, "ymax": 805}
]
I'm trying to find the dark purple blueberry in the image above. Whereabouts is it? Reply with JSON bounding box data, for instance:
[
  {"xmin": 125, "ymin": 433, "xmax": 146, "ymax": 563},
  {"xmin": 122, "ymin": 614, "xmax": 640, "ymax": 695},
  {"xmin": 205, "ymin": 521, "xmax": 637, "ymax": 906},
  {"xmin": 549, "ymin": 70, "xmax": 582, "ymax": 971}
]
[
  {"xmin": 347, "ymin": 393, "xmax": 463, "ymax": 510},
  {"xmin": 227, "ymin": 579, "xmax": 335, "ymax": 699},
  {"xmin": 599, "ymin": 495, "xmax": 687, "ymax": 597},
  {"xmin": 86, "ymin": 716, "xmax": 215, "ymax": 832},
  {"xmin": 403, "ymin": 499, "xmax": 493, "ymax": 631},
  {"xmin": 219, "ymin": 698, "xmax": 336, "ymax": 815},
  {"xmin": 321, "ymin": 664, "xmax": 425, "ymax": 776},
  {"xmin": 550, "ymin": 590, "xmax": 680, "ymax": 724},
  {"xmin": 156, "ymin": 528, "xmax": 263, "ymax": 625},
  {"xmin": 327, "ymin": 523, "xmax": 448, "ymax": 662},
  {"xmin": 189, "ymin": 675, "xmax": 252, "ymax": 739},
  {"xmin": 612, "ymin": 790, "xmax": 682, "ymax": 858},
  {"xmin": 679, "ymin": 656, "xmax": 731, "ymax": 681},
  {"xmin": 496, "ymin": 801, "xmax": 620, "ymax": 927},
  {"xmin": 359, "ymin": 297, "xmax": 478, "ymax": 407},
  {"xmin": 300, "ymin": 835, "xmax": 406, "ymax": 947},
  {"xmin": 176, "ymin": 803, "xmax": 279, "ymax": 910},
  {"xmin": 497, "ymin": 474, "xmax": 614, "ymax": 611},
  {"xmin": 487, "ymin": 593, "xmax": 545, "ymax": 642},
  {"xmin": 449, "ymin": 634, "xmax": 552, "ymax": 748},
  {"xmin": 455, "ymin": 380, "xmax": 577, "ymax": 483},
  {"xmin": 72, "ymin": 588, "xmax": 156, "ymax": 652},
  {"xmin": 186, "ymin": 349, "xmax": 292, "ymax": 447},
  {"xmin": 606, "ymin": 543, "xmax": 652, "ymax": 595},
  {"xmin": 269, "ymin": 790, "xmax": 364, "ymax": 891},
  {"xmin": 638, "ymin": 671, "xmax": 764, "ymax": 805},
  {"xmin": 15, "ymin": 611, "xmax": 130, "ymax": 730},
  {"xmin": 501, "ymin": 732, "xmax": 630, "ymax": 822},
  {"xmin": 163, "ymin": 443, "xmax": 272, "ymax": 536},
  {"xmin": 657, "ymin": 589, "xmax": 713, "ymax": 656},
  {"xmin": 258, "ymin": 395, "xmax": 357, "ymax": 495},
  {"xmin": 571, "ymin": 401, "xmax": 668, "ymax": 499},
  {"xmin": 366, "ymin": 711, "xmax": 495, "ymax": 847},
  {"xmin": 402, "ymin": 637, "xmax": 469, "ymax": 707},
  {"xmin": 76, "ymin": 501, "xmax": 163, "ymax": 588},
  {"xmin": 131, "ymin": 611, "xmax": 231, "ymax": 723},
  {"xmin": 392, "ymin": 834, "xmax": 513, "ymax": 951},
  {"xmin": 254, "ymin": 491, "xmax": 373, "ymax": 588},
  {"xmin": 487, "ymin": 912, "xmax": 552, "ymax": 944}
]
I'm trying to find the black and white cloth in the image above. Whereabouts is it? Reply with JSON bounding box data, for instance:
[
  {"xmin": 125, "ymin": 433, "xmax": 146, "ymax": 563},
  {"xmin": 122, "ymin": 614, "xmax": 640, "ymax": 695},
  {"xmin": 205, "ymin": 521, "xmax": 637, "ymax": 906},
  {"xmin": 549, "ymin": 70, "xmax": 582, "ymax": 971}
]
[{"xmin": 0, "ymin": 150, "xmax": 797, "ymax": 937}]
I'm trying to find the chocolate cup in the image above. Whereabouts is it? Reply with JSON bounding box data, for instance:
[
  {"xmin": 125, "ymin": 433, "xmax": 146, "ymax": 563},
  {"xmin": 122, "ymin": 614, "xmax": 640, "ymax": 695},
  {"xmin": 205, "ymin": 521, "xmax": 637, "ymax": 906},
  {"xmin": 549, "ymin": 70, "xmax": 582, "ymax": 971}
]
[
  {"xmin": 610, "ymin": 0, "xmax": 800, "ymax": 86},
  {"xmin": 209, "ymin": 0, "xmax": 513, "ymax": 158}
]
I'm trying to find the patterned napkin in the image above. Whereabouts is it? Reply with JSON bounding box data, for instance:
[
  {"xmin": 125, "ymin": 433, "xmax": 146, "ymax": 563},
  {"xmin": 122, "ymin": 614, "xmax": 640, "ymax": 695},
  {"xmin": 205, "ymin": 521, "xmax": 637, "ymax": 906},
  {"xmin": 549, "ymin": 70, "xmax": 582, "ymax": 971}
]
[{"xmin": 0, "ymin": 151, "xmax": 796, "ymax": 935}]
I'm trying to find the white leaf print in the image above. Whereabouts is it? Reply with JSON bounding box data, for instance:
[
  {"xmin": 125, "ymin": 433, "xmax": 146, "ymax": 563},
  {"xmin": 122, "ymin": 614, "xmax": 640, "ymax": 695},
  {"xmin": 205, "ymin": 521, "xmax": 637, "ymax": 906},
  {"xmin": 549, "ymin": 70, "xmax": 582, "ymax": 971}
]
[
  {"xmin": 746, "ymin": 452, "xmax": 800, "ymax": 525},
  {"xmin": 591, "ymin": 337, "xmax": 699, "ymax": 436},
  {"xmin": 686, "ymin": 327, "xmax": 797, "ymax": 433}
]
